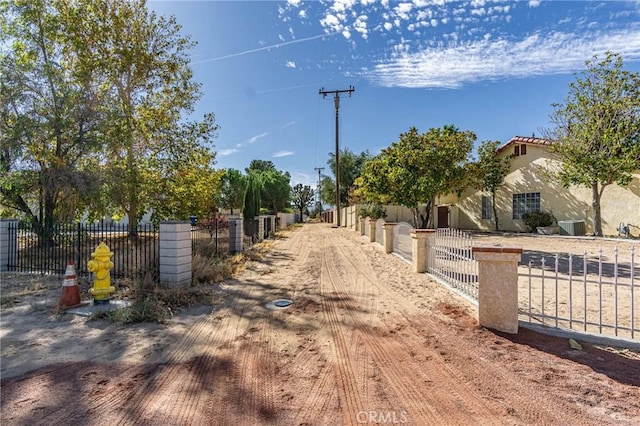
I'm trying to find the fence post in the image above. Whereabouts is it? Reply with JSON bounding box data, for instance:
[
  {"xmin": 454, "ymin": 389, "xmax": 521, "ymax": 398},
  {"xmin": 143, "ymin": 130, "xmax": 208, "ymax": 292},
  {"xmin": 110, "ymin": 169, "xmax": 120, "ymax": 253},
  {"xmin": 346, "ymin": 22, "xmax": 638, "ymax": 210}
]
[
  {"xmin": 359, "ymin": 217, "xmax": 366, "ymax": 236},
  {"xmin": 411, "ymin": 229, "xmax": 435, "ymax": 273},
  {"xmin": 382, "ymin": 222, "xmax": 396, "ymax": 254},
  {"xmin": 257, "ymin": 216, "xmax": 265, "ymax": 241},
  {"xmin": 0, "ymin": 219, "xmax": 18, "ymax": 272},
  {"xmin": 472, "ymin": 246, "xmax": 522, "ymax": 334},
  {"xmin": 368, "ymin": 218, "xmax": 376, "ymax": 242},
  {"xmin": 159, "ymin": 221, "xmax": 192, "ymax": 288},
  {"xmin": 228, "ymin": 218, "xmax": 244, "ymax": 253}
]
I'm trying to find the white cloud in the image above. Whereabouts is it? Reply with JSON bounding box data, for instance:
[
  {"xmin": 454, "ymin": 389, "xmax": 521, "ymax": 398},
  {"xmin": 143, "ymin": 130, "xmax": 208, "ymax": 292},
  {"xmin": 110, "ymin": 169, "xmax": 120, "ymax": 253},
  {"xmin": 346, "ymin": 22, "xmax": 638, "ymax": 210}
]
[
  {"xmin": 247, "ymin": 132, "xmax": 268, "ymax": 144},
  {"xmin": 218, "ymin": 149, "xmax": 239, "ymax": 157},
  {"xmin": 285, "ymin": 61, "xmax": 296, "ymax": 68},
  {"xmin": 528, "ymin": 0, "xmax": 541, "ymax": 7},
  {"xmin": 364, "ymin": 29, "xmax": 640, "ymax": 88},
  {"xmin": 273, "ymin": 151, "xmax": 295, "ymax": 158}
]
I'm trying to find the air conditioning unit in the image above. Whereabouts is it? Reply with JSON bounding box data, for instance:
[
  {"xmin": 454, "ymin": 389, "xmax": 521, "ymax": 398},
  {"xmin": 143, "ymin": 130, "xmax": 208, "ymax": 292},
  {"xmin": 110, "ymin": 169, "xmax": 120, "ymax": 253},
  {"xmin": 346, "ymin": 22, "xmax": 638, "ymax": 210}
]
[{"xmin": 557, "ymin": 220, "xmax": 586, "ymax": 236}]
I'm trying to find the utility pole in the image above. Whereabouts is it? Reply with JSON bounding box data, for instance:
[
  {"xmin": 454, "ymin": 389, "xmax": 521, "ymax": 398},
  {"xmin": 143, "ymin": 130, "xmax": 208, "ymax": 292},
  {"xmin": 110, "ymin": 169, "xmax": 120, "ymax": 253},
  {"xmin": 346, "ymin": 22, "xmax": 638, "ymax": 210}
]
[
  {"xmin": 319, "ymin": 85, "xmax": 355, "ymax": 227},
  {"xmin": 313, "ymin": 166, "xmax": 324, "ymax": 207}
]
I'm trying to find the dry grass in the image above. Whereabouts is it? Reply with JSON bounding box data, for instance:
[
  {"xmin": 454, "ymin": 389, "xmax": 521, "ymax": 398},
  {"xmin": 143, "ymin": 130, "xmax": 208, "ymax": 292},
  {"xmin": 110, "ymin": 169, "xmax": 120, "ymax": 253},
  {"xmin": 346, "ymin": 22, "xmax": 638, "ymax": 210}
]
[{"xmin": 1, "ymin": 232, "xmax": 288, "ymax": 324}]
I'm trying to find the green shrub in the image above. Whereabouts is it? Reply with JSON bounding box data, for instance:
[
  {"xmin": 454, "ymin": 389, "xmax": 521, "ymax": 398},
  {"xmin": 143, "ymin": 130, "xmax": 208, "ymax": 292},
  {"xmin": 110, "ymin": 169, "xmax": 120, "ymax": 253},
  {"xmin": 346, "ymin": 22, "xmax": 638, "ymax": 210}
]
[
  {"xmin": 356, "ymin": 204, "xmax": 387, "ymax": 220},
  {"xmin": 521, "ymin": 211, "xmax": 556, "ymax": 232}
]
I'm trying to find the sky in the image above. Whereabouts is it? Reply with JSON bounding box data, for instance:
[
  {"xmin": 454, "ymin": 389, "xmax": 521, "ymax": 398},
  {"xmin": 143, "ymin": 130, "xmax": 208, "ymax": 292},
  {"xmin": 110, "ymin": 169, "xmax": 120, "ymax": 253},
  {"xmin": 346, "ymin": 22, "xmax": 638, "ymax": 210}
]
[{"xmin": 148, "ymin": 0, "xmax": 640, "ymax": 190}]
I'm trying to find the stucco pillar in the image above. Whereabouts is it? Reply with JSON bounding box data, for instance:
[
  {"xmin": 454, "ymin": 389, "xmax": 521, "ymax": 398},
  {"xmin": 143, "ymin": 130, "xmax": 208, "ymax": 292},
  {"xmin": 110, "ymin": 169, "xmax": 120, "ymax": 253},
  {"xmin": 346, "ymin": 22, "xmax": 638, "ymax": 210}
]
[
  {"xmin": 382, "ymin": 222, "xmax": 396, "ymax": 254},
  {"xmin": 228, "ymin": 218, "xmax": 243, "ymax": 253},
  {"xmin": 359, "ymin": 217, "xmax": 366, "ymax": 236},
  {"xmin": 257, "ymin": 216, "xmax": 265, "ymax": 241},
  {"xmin": 368, "ymin": 218, "xmax": 376, "ymax": 243},
  {"xmin": 0, "ymin": 219, "xmax": 18, "ymax": 272},
  {"xmin": 472, "ymin": 246, "xmax": 522, "ymax": 334},
  {"xmin": 411, "ymin": 229, "xmax": 435, "ymax": 273},
  {"xmin": 159, "ymin": 221, "xmax": 192, "ymax": 288}
]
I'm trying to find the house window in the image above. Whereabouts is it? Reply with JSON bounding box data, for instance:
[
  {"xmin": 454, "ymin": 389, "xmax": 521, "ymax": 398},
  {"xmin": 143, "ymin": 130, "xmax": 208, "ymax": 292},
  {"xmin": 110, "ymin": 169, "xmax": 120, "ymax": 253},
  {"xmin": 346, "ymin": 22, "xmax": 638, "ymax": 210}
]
[
  {"xmin": 482, "ymin": 196, "xmax": 492, "ymax": 220},
  {"xmin": 514, "ymin": 144, "xmax": 527, "ymax": 156},
  {"xmin": 512, "ymin": 192, "xmax": 540, "ymax": 219}
]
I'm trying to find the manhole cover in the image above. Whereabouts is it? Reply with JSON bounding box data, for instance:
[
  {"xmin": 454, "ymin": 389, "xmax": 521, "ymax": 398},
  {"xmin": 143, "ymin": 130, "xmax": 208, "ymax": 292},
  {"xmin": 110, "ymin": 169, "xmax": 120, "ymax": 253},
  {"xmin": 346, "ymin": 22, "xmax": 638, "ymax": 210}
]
[{"xmin": 266, "ymin": 299, "xmax": 293, "ymax": 310}]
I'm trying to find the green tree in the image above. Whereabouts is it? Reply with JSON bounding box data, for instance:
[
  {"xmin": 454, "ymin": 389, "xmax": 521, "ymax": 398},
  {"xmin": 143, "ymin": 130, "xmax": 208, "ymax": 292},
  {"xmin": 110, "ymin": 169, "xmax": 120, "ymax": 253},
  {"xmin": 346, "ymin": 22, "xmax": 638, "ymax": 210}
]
[
  {"xmin": 322, "ymin": 149, "xmax": 371, "ymax": 207},
  {"xmin": 72, "ymin": 0, "xmax": 210, "ymax": 234},
  {"xmin": 261, "ymin": 169, "xmax": 291, "ymax": 216},
  {"xmin": 475, "ymin": 140, "xmax": 512, "ymax": 231},
  {"xmin": 548, "ymin": 51, "xmax": 640, "ymax": 236},
  {"xmin": 1, "ymin": 0, "xmax": 104, "ymax": 242},
  {"xmin": 219, "ymin": 169, "xmax": 246, "ymax": 215},
  {"xmin": 150, "ymin": 114, "xmax": 223, "ymax": 222},
  {"xmin": 245, "ymin": 160, "xmax": 276, "ymax": 174},
  {"xmin": 1, "ymin": 0, "xmax": 219, "ymax": 237},
  {"xmin": 244, "ymin": 160, "xmax": 290, "ymax": 215},
  {"xmin": 356, "ymin": 126, "xmax": 475, "ymax": 228},
  {"xmin": 291, "ymin": 183, "xmax": 314, "ymax": 222},
  {"xmin": 242, "ymin": 172, "xmax": 262, "ymax": 221}
]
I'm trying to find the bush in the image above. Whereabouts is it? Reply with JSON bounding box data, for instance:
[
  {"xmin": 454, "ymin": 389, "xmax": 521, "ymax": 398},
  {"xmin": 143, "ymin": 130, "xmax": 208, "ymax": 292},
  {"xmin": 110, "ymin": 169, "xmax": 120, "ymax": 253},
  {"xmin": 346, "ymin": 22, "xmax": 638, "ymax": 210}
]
[
  {"xmin": 522, "ymin": 211, "xmax": 556, "ymax": 233},
  {"xmin": 356, "ymin": 204, "xmax": 387, "ymax": 220}
]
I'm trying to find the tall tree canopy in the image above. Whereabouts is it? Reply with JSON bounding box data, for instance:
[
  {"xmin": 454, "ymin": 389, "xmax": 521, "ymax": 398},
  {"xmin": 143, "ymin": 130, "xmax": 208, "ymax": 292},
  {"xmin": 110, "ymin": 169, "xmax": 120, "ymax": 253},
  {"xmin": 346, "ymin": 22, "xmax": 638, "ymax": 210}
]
[
  {"xmin": 356, "ymin": 126, "xmax": 475, "ymax": 228},
  {"xmin": 548, "ymin": 51, "xmax": 640, "ymax": 236},
  {"xmin": 475, "ymin": 140, "xmax": 512, "ymax": 231},
  {"xmin": 1, "ymin": 0, "xmax": 104, "ymax": 241},
  {"xmin": 322, "ymin": 148, "xmax": 371, "ymax": 207},
  {"xmin": 291, "ymin": 184, "xmax": 314, "ymax": 222},
  {"xmin": 244, "ymin": 160, "xmax": 290, "ymax": 215},
  {"xmin": 219, "ymin": 168, "xmax": 246, "ymax": 215},
  {"xmin": 0, "ymin": 0, "xmax": 220, "ymax": 236}
]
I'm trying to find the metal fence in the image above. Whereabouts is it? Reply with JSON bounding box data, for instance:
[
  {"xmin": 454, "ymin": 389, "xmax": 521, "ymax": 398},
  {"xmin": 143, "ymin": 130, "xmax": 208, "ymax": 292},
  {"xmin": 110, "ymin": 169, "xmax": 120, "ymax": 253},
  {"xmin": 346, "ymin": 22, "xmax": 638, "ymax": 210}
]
[
  {"xmin": 191, "ymin": 217, "xmax": 230, "ymax": 256},
  {"xmin": 392, "ymin": 222, "xmax": 413, "ymax": 262},
  {"xmin": 519, "ymin": 247, "xmax": 638, "ymax": 340},
  {"xmin": 426, "ymin": 228, "xmax": 478, "ymax": 300},
  {"xmin": 6, "ymin": 221, "xmax": 158, "ymax": 278}
]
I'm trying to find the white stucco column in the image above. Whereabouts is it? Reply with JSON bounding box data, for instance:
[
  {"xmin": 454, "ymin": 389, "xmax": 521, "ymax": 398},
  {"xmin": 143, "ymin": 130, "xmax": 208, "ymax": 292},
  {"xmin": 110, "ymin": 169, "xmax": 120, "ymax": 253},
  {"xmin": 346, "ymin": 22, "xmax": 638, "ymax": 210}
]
[
  {"xmin": 472, "ymin": 246, "xmax": 522, "ymax": 334},
  {"xmin": 159, "ymin": 221, "xmax": 192, "ymax": 288},
  {"xmin": 359, "ymin": 217, "xmax": 366, "ymax": 236},
  {"xmin": 411, "ymin": 229, "xmax": 435, "ymax": 273},
  {"xmin": 368, "ymin": 218, "xmax": 376, "ymax": 243},
  {"xmin": 382, "ymin": 222, "xmax": 396, "ymax": 254},
  {"xmin": 0, "ymin": 219, "xmax": 18, "ymax": 272}
]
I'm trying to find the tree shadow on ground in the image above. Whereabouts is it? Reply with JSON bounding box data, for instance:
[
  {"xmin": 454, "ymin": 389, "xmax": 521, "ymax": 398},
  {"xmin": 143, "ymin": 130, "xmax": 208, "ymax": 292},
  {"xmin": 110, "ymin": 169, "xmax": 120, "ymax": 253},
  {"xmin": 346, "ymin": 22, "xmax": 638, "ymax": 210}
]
[{"xmin": 494, "ymin": 328, "xmax": 640, "ymax": 387}]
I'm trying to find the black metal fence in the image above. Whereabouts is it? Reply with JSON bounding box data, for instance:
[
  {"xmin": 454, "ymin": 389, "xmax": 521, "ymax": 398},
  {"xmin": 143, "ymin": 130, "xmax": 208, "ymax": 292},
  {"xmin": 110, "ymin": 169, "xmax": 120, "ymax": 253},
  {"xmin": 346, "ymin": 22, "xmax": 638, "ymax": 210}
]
[
  {"xmin": 191, "ymin": 217, "xmax": 230, "ymax": 255},
  {"xmin": 6, "ymin": 221, "xmax": 158, "ymax": 278}
]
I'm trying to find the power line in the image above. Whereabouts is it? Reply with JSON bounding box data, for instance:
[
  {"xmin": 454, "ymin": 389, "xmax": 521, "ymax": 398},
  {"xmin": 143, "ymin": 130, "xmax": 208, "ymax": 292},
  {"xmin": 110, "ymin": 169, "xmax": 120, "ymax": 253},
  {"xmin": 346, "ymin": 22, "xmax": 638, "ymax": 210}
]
[{"xmin": 318, "ymin": 85, "xmax": 355, "ymax": 227}]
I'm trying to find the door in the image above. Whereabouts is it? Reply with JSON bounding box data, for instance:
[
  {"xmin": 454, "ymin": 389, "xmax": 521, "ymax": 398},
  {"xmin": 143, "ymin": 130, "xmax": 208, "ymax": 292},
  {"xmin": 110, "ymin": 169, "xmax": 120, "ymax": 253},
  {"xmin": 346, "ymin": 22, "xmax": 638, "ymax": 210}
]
[{"xmin": 437, "ymin": 206, "xmax": 449, "ymax": 228}]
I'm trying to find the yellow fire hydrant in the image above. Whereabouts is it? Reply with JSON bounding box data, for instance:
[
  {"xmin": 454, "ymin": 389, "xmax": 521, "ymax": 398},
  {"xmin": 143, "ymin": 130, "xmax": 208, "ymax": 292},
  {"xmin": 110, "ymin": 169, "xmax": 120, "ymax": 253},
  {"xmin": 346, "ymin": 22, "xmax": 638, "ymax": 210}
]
[{"xmin": 87, "ymin": 242, "xmax": 115, "ymax": 303}]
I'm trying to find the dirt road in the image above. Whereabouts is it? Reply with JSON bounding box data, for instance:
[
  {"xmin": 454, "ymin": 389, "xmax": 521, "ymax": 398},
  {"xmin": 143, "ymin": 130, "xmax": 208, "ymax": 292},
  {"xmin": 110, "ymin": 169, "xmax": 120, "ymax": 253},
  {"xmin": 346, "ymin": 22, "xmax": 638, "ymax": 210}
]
[{"xmin": 2, "ymin": 223, "xmax": 639, "ymax": 425}]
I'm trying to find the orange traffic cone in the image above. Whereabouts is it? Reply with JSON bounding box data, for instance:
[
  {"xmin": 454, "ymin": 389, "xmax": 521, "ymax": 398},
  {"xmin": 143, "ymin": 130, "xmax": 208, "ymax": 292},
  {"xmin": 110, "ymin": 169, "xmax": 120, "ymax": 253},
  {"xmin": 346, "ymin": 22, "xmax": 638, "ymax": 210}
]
[{"xmin": 58, "ymin": 260, "xmax": 81, "ymax": 309}]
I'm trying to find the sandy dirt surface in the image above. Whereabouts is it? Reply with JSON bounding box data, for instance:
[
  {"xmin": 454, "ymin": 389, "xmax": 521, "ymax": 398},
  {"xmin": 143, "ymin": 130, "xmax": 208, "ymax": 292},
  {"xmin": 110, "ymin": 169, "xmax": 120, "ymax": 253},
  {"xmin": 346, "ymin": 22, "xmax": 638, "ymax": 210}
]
[{"xmin": 1, "ymin": 223, "xmax": 639, "ymax": 425}]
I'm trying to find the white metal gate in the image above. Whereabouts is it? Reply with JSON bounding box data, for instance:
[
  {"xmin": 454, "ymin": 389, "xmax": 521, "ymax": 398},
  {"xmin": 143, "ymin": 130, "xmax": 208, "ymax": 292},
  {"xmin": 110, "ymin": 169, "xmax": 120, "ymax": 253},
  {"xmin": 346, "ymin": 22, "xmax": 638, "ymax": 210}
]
[
  {"xmin": 519, "ymin": 247, "xmax": 638, "ymax": 341},
  {"xmin": 426, "ymin": 228, "xmax": 478, "ymax": 300}
]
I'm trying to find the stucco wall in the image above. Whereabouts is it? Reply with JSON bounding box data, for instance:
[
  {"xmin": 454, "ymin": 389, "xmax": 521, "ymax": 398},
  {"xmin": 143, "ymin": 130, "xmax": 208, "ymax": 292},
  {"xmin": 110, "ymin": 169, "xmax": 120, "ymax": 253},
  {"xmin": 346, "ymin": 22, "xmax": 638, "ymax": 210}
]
[{"xmin": 453, "ymin": 144, "xmax": 640, "ymax": 237}]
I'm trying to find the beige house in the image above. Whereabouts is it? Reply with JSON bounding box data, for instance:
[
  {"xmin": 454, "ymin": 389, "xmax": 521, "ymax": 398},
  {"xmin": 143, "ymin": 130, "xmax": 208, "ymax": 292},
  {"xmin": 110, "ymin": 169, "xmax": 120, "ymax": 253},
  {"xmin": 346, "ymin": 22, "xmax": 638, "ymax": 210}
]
[{"xmin": 436, "ymin": 136, "xmax": 640, "ymax": 237}]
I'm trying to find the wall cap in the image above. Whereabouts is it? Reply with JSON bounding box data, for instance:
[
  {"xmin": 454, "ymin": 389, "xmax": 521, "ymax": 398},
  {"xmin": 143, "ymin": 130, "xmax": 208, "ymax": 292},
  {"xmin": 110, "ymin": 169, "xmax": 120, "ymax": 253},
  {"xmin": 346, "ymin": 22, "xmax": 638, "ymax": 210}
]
[{"xmin": 472, "ymin": 245, "xmax": 523, "ymax": 254}]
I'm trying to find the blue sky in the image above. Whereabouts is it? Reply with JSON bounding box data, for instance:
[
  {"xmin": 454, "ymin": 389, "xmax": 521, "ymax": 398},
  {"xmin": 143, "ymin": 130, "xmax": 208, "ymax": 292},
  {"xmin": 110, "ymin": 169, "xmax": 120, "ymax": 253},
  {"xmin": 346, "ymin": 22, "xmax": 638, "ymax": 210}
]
[{"xmin": 148, "ymin": 0, "xmax": 640, "ymax": 189}]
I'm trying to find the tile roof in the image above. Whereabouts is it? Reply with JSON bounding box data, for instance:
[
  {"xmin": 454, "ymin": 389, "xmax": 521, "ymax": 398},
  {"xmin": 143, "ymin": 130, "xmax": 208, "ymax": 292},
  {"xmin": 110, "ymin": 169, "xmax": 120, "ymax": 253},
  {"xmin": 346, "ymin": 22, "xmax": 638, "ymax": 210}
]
[{"xmin": 497, "ymin": 135, "xmax": 553, "ymax": 153}]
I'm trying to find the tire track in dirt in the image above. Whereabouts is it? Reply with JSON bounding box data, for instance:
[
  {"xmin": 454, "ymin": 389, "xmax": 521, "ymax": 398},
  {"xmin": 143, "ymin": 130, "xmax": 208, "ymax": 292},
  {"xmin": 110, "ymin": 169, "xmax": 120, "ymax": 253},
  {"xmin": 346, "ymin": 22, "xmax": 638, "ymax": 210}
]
[
  {"xmin": 201, "ymin": 226, "xmax": 314, "ymax": 424},
  {"xmin": 330, "ymin": 228, "xmax": 616, "ymax": 425},
  {"xmin": 323, "ymin": 229, "xmax": 505, "ymax": 424},
  {"xmin": 319, "ymin": 235, "xmax": 365, "ymax": 425}
]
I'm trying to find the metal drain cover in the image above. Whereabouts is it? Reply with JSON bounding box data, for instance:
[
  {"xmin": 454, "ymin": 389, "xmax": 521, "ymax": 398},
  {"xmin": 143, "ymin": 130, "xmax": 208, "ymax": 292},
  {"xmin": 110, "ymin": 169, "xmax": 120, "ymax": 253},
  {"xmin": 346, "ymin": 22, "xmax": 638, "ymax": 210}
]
[{"xmin": 266, "ymin": 299, "xmax": 293, "ymax": 310}]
